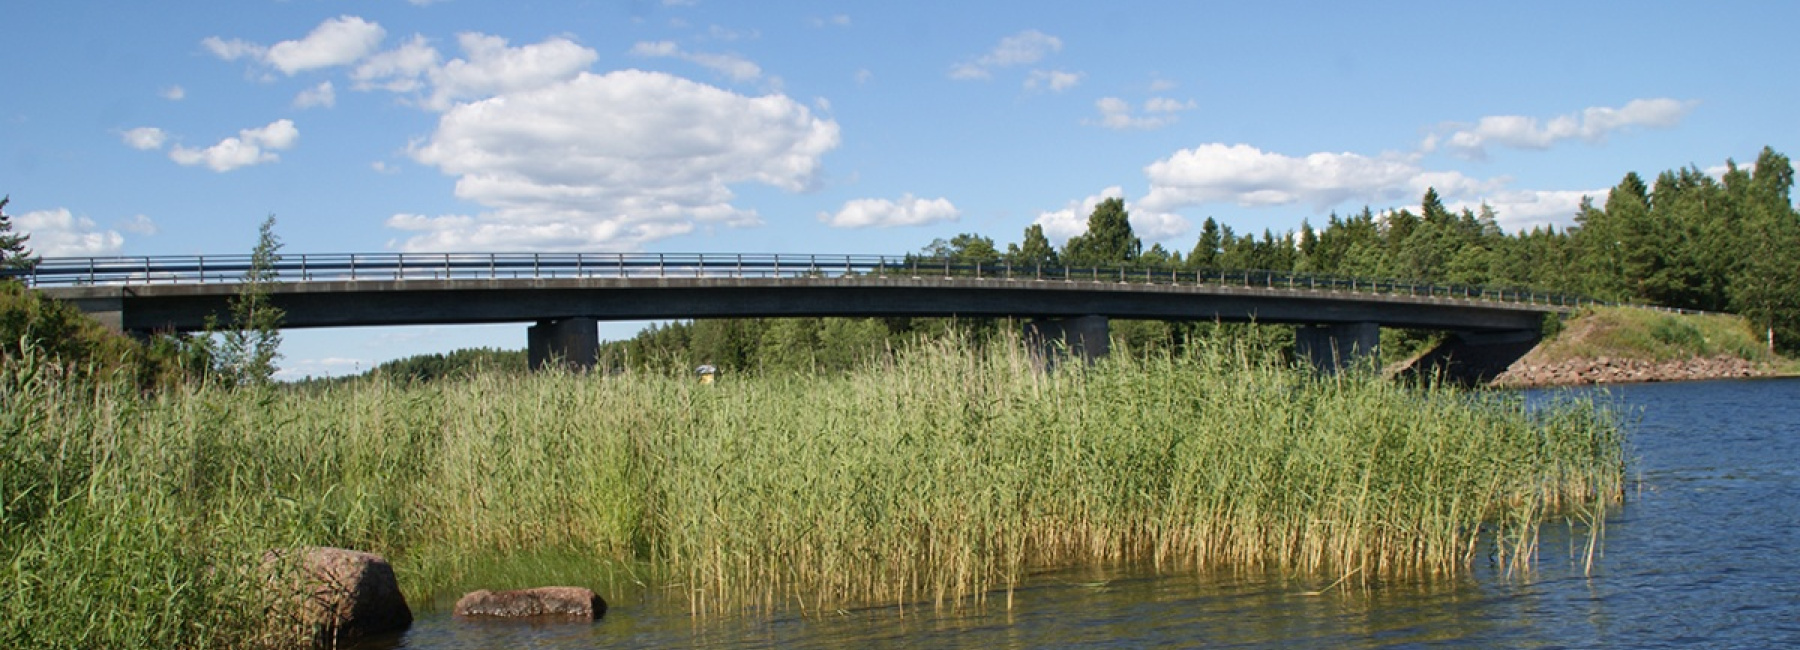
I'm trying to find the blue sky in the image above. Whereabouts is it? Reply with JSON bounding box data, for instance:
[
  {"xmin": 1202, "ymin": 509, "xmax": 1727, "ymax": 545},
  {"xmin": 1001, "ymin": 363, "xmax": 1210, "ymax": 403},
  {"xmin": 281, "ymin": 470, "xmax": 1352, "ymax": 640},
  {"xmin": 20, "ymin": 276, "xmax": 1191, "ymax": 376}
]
[{"xmin": 5, "ymin": 1, "xmax": 1796, "ymax": 378}]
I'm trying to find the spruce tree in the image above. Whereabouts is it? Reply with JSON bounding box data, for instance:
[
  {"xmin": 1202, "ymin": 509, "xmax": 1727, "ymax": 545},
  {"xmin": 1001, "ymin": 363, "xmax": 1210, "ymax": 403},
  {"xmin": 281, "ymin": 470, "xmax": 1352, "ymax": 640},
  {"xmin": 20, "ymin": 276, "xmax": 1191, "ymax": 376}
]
[{"xmin": 0, "ymin": 196, "xmax": 38, "ymax": 272}]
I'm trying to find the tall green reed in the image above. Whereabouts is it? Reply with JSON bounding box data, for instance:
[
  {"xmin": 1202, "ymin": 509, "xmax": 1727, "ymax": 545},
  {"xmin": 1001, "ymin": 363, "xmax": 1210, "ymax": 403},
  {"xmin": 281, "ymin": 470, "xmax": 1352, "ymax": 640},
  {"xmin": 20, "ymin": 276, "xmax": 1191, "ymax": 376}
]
[{"xmin": 0, "ymin": 331, "xmax": 1623, "ymax": 647}]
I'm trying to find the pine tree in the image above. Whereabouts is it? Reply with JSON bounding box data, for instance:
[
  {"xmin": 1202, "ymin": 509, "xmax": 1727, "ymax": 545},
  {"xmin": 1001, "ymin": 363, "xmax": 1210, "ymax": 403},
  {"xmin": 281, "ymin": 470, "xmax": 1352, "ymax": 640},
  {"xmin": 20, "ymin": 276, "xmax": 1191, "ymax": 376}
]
[{"xmin": 0, "ymin": 196, "xmax": 38, "ymax": 272}]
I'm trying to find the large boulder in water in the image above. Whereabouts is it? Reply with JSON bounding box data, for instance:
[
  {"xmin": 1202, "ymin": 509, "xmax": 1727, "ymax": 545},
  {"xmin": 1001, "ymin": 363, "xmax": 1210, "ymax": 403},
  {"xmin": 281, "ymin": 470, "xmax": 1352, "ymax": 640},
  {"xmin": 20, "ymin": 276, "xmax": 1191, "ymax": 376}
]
[
  {"xmin": 453, "ymin": 586, "xmax": 607, "ymax": 620},
  {"xmin": 263, "ymin": 547, "xmax": 413, "ymax": 647}
]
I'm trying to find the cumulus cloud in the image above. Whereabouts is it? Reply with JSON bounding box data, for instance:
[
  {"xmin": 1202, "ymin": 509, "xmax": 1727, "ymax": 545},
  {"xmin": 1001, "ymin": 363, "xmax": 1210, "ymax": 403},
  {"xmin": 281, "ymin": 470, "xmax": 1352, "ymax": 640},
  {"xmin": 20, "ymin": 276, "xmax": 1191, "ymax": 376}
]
[
  {"xmin": 204, "ymin": 15, "xmax": 386, "ymax": 75},
  {"xmin": 1424, "ymin": 98, "xmax": 1698, "ymax": 159},
  {"xmin": 14, "ymin": 208, "xmax": 126, "ymax": 256},
  {"xmin": 950, "ymin": 29, "xmax": 1061, "ymax": 80},
  {"xmin": 350, "ymin": 35, "xmax": 440, "ymax": 92},
  {"xmin": 393, "ymin": 69, "xmax": 840, "ymax": 251},
  {"xmin": 1137, "ymin": 143, "xmax": 1493, "ymax": 214},
  {"xmin": 121, "ymin": 127, "xmax": 167, "ymax": 150},
  {"xmin": 1449, "ymin": 189, "xmax": 1599, "ymax": 233},
  {"xmin": 169, "ymin": 119, "xmax": 300, "ymax": 172},
  {"xmin": 1089, "ymin": 97, "xmax": 1194, "ymax": 130},
  {"xmin": 630, "ymin": 40, "xmax": 762, "ymax": 83},
  {"xmin": 160, "ymin": 85, "xmax": 185, "ymax": 100},
  {"xmin": 294, "ymin": 81, "xmax": 336, "ymax": 108},
  {"xmin": 351, "ymin": 32, "xmax": 596, "ymax": 110},
  {"xmin": 819, "ymin": 194, "xmax": 959, "ymax": 228},
  {"xmin": 1025, "ymin": 69, "xmax": 1082, "ymax": 92},
  {"xmin": 423, "ymin": 34, "xmax": 597, "ymax": 110},
  {"xmin": 1033, "ymin": 186, "xmax": 1189, "ymax": 246}
]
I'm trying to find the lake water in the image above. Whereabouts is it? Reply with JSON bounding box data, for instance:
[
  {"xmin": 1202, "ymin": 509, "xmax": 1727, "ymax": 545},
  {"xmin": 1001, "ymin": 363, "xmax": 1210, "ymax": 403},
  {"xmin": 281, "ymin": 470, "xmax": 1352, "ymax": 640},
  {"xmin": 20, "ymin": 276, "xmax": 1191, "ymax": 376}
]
[{"xmin": 380, "ymin": 377, "xmax": 1800, "ymax": 648}]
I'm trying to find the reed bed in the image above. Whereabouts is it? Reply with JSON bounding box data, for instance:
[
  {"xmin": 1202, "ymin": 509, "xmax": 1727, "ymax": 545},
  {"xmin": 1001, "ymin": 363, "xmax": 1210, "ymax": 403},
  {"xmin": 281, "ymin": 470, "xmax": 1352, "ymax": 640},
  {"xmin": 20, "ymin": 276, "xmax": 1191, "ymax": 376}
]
[{"xmin": 0, "ymin": 335, "xmax": 1622, "ymax": 647}]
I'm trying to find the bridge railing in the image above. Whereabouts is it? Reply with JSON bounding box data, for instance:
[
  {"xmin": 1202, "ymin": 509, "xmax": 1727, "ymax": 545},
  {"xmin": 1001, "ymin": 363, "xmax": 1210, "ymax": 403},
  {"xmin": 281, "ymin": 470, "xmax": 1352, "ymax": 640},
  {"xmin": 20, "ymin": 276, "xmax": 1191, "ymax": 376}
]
[{"xmin": 3, "ymin": 252, "xmax": 1600, "ymax": 308}]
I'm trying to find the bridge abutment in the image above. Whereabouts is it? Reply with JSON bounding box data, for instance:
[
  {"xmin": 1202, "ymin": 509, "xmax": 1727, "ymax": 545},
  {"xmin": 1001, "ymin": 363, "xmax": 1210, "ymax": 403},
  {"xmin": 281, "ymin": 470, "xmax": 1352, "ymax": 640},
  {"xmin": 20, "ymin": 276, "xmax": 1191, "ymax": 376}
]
[
  {"xmin": 1296, "ymin": 321, "xmax": 1380, "ymax": 373},
  {"xmin": 527, "ymin": 317, "xmax": 599, "ymax": 372},
  {"xmin": 1025, "ymin": 315, "xmax": 1110, "ymax": 366},
  {"xmin": 1396, "ymin": 329, "xmax": 1541, "ymax": 385}
]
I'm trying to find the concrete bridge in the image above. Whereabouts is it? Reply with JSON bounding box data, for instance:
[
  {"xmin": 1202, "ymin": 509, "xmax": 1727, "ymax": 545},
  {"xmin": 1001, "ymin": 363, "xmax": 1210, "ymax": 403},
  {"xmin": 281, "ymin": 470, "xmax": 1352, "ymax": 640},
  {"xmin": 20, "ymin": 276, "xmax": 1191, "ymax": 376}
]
[{"xmin": 13, "ymin": 252, "xmax": 1590, "ymax": 381}]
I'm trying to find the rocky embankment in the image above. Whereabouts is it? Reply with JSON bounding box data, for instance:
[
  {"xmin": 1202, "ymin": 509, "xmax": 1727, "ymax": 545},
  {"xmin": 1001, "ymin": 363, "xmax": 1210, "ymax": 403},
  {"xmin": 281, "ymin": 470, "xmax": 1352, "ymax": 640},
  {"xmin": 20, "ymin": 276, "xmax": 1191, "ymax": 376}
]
[{"xmin": 1492, "ymin": 354, "xmax": 1768, "ymax": 388}]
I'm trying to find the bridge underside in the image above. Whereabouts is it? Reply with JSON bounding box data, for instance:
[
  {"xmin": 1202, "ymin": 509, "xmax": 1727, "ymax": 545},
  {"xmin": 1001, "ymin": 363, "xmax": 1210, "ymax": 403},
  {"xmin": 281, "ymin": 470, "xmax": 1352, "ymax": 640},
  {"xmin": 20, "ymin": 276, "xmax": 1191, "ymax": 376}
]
[{"xmin": 45, "ymin": 277, "xmax": 1550, "ymax": 379}]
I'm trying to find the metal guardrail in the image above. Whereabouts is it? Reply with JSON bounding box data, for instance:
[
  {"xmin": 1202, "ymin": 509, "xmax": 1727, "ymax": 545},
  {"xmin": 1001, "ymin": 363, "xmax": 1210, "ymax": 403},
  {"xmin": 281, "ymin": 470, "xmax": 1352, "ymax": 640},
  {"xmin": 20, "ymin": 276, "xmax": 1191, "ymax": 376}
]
[{"xmin": 2, "ymin": 252, "xmax": 1601, "ymax": 308}]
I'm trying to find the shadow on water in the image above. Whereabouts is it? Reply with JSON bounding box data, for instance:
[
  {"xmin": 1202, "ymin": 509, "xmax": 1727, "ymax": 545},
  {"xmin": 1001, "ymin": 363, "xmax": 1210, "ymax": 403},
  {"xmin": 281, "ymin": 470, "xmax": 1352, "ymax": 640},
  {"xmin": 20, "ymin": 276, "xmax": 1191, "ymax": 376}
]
[{"xmin": 372, "ymin": 378, "xmax": 1800, "ymax": 649}]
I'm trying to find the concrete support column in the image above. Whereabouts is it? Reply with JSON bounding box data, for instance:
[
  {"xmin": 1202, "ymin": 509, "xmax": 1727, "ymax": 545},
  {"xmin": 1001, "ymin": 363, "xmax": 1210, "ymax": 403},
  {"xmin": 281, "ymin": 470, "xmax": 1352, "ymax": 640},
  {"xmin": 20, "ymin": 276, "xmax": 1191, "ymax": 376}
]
[
  {"xmin": 1024, "ymin": 314, "xmax": 1110, "ymax": 367},
  {"xmin": 67, "ymin": 292, "xmax": 126, "ymax": 333},
  {"xmin": 1296, "ymin": 321, "xmax": 1380, "ymax": 373},
  {"xmin": 1398, "ymin": 329, "xmax": 1541, "ymax": 386},
  {"xmin": 527, "ymin": 317, "xmax": 599, "ymax": 372}
]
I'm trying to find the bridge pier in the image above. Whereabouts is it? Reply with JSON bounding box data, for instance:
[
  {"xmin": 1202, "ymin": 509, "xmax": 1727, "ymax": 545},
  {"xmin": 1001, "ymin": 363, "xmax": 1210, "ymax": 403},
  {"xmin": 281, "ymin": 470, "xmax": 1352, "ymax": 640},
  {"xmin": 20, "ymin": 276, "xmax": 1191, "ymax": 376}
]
[
  {"xmin": 1024, "ymin": 315, "xmax": 1110, "ymax": 366},
  {"xmin": 527, "ymin": 317, "xmax": 599, "ymax": 372},
  {"xmin": 1296, "ymin": 322, "xmax": 1380, "ymax": 373},
  {"xmin": 1397, "ymin": 329, "xmax": 1541, "ymax": 386}
]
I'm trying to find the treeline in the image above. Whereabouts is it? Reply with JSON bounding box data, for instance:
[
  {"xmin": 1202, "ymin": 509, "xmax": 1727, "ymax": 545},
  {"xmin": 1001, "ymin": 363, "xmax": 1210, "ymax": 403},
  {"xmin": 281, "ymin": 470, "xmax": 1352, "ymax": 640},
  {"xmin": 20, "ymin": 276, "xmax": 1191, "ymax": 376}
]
[
  {"xmin": 605, "ymin": 147, "xmax": 1798, "ymax": 374},
  {"xmin": 337, "ymin": 146, "xmax": 1800, "ymax": 379}
]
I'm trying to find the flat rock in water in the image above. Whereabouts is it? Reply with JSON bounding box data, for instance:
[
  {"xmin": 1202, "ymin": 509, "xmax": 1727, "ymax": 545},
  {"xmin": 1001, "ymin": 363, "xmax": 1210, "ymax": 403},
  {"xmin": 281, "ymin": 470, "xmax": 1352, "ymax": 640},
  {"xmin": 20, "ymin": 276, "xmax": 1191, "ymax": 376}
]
[{"xmin": 454, "ymin": 586, "xmax": 607, "ymax": 620}]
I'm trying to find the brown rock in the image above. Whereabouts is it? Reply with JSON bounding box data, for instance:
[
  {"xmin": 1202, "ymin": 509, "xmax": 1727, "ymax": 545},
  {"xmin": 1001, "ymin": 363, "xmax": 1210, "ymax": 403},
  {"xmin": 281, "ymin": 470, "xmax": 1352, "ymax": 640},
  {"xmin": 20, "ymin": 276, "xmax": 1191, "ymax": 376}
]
[
  {"xmin": 263, "ymin": 547, "xmax": 413, "ymax": 647},
  {"xmin": 454, "ymin": 586, "xmax": 607, "ymax": 620}
]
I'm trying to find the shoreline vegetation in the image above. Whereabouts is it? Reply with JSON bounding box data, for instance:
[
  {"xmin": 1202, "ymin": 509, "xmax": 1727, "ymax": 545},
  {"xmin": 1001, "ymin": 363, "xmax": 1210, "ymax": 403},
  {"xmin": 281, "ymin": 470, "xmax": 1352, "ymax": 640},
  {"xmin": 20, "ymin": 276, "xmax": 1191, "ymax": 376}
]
[
  {"xmin": 2, "ymin": 331, "xmax": 1625, "ymax": 648},
  {"xmin": 1492, "ymin": 307, "xmax": 1800, "ymax": 387}
]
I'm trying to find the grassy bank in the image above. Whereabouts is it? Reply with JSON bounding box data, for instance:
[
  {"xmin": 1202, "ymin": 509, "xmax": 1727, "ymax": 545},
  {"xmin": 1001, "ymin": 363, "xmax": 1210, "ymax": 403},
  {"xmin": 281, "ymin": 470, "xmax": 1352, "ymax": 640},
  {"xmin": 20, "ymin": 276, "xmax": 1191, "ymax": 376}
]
[
  {"xmin": 1, "ymin": 336, "xmax": 1624, "ymax": 647},
  {"xmin": 1535, "ymin": 306, "xmax": 1786, "ymax": 365}
]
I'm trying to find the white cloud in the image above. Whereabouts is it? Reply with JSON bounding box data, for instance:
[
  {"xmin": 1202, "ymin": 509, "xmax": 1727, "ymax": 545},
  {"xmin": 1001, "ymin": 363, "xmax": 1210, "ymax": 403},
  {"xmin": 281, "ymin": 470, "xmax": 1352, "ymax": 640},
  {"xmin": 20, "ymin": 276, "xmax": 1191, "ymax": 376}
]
[
  {"xmin": 351, "ymin": 35, "xmax": 441, "ymax": 92},
  {"xmin": 121, "ymin": 127, "xmax": 167, "ymax": 150},
  {"xmin": 950, "ymin": 29, "xmax": 1061, "ymax": 80},
  {"xmin": 351, "ymin": 32, "xmax": 596, "ymax": 110},
  {"xmin": 14, "ymin": 208, "xmax": 126, "ymax": 256},
  {"xmin": 202, "ymin": 36, "xmax": 266, "ymax": 62},
  {"xmin": 1138, "ymin": 143, "xmax": 1496, "ymax": 213},
  {"xmin": 1089, "ymin": 96, "xmax": 1193, "ymax": 130},
  {"xmin": 168, "ymin": 119, "xmax": 300, "ymax": 172},
  {"xmin": 810, "ymin": 14, "xmax": 851, "ymax": 28},
  {"xmin": 1450, "ymin": 189, "xmax": 1598, "ymax": 233},
  {"xmin": 205, "ymin": 16, "xmax": 386, "ymax": 76},
  {"xmin": 1033, "ymin": 186, "xmax": 1190, "ymax": 246},
  {"xmin": 265, "ymin": 16, "xmax": 386, "ymax": 75},
  {"xmin": 116, "ymin": 214, "xmax": 160, "ymax": 236},
  {"xmin": 160, "ymin": 85, "xmax": 185, "ymax": 100},
  {"xmin": 819, "ymin": 194, "xmax": 959, "ymax": 228},
  {"xmin": 1025, "ymin": 69, "xmax": 1083, "ymax": 92},
  {"xmin": 1148, "ymin": 79, "xmax": 1177, "ymax": 92},
  {"xmin": 854, "ymin": 68, "xmax": 873, "ymax": 84},
  {"xmin": 630, "ymin": 40, "xmax": 761, "ymax": 83},
  {"xmin": 423, "ymin": 33, "xmax": 597, "ymax": 110},
  {"xmin": 294, "ymin": 81, "xmax": 336, "ymax": 108},
  {"xmin": 395, "ymin": 69, "xmax": 840, "ymax": 251},
  {"xmin": 1425, "ymin": 98, "xmax": 1698, "ymax": 159}
]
